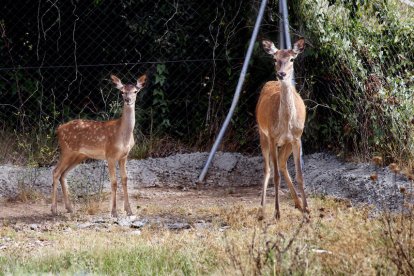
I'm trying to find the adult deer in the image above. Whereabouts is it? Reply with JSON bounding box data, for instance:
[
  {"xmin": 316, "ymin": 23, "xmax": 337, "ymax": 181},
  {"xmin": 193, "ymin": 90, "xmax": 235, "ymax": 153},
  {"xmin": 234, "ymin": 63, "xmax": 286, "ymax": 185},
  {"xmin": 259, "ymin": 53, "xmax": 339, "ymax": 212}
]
[
  {"xmin": 256, "ymin": 38, "xmax": 308, "ymax": 219},
  {"xmin": 51, "ymin": 74, "xmax": 147, "ymax": 217}
]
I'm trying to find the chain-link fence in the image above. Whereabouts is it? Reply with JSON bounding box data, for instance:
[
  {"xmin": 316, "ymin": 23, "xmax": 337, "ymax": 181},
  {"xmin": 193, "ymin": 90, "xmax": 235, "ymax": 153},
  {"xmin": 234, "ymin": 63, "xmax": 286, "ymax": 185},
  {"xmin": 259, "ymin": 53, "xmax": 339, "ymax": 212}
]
[
  {"xmin": 1, "ymin": 0, "xmax": 287, "ymax": 166},
  {"xmin": 1, "ymin": 0, "xmax": 412, "ymax": 167}
]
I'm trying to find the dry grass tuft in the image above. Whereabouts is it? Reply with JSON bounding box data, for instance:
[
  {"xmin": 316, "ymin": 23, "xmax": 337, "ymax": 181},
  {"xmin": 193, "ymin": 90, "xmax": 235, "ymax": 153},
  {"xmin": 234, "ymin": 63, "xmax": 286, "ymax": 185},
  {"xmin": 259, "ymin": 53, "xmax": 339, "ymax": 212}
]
[
  {"xmin": 380, "ymin": 182, "xmax": 414, "ymax": 275},
  {"xmin": 6, "ymin": 184, "xmax": 44, "ymax": 204},
  {"xmin": 218, "ymin": 204, "xmax": 262, "ymax": 229},
  {"xmin": 84, "ymin": 200, "xmax": 103, "ymax": 215}
]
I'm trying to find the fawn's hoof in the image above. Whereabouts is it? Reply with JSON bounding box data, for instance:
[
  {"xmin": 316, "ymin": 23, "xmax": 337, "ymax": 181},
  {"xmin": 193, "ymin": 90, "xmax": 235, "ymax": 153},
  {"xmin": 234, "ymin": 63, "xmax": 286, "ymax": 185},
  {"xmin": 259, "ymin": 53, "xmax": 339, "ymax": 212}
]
[
  {"xmin": 125, "ymin": 206, "xmax": 133, "ymax": 216},
  {"xmin": 274, "ymin": 211, "xmax": 281, "ymax": 220},
  {"xmin": 66, "ymin": 206, "xmax": 74, "ymax": 213},
  {"xmin": 111, "ymin": 210, "xmax": 118, "ymax": 218}
]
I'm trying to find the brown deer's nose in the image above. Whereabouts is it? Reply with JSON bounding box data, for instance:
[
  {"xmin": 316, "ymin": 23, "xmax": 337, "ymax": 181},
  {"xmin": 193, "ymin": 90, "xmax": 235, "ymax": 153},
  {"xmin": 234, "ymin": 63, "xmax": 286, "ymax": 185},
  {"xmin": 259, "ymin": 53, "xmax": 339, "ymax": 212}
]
[{"xmin": 277, "ymin": 72, "xmax": 286, "ymax": 80}]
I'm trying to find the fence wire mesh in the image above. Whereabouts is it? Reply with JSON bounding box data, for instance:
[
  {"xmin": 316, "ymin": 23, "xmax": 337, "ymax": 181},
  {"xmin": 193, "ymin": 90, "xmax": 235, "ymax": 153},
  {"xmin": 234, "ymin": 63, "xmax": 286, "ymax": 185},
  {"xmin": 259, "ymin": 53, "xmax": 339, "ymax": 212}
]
[
  {"xmin": 1, "ymin": 0, "xmax": 412, "ymax": 167},
  {"xmin": 1, "ymin": 0, "xmax": 286, "ymax": 166}
]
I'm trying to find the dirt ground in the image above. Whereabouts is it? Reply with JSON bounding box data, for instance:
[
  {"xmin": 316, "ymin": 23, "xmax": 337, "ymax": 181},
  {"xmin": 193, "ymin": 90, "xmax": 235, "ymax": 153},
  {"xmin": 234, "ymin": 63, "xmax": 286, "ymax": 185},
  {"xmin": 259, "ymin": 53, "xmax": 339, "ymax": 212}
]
[
  {"xmin": 1, "ymin": 152, "xmax": 411, "ymax": 214},
  {"xmin": 1, "ymin": 151, "xmax": 412, "ymax": 227},
  {"xmin": 1, "ymin": 156, "xmax": 411, "ymax": 274},
  {"xmin": 0, "ymin": 186, "xmax": 272, "ymax": 226}
]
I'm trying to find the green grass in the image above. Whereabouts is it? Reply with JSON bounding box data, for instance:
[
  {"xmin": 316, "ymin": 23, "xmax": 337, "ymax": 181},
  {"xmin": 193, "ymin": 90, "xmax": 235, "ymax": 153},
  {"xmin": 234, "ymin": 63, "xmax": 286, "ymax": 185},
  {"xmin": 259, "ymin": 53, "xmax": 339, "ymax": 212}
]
[{"xmin": 0, "ymin": 235, "xmax": 216, "ymax": 275}]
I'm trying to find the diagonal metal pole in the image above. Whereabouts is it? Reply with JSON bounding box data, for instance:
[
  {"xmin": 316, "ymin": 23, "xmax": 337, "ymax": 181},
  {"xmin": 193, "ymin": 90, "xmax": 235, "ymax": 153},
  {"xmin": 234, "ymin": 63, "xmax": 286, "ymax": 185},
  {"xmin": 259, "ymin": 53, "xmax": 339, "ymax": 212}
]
[{"xmin": 197, "ymin": 0, "xmax": 269, "ymax": 183}]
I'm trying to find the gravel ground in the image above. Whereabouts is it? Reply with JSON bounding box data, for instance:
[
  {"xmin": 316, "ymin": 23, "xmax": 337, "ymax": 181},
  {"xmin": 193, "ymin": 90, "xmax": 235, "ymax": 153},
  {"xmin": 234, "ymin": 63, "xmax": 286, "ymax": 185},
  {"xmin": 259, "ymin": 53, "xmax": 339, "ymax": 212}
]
[{"xmin": 0, "ymin": 152, "xmax": 411, "ymax": 211}]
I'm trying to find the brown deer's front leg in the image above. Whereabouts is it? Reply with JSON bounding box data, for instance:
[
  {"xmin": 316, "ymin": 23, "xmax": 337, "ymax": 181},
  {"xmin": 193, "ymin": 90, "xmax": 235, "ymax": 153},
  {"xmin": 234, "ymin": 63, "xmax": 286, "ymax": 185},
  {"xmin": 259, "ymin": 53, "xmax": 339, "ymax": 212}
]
[
  {"xmin": 119, "ymin": 157, "xmax": 132, "ymax": 216},
  {"xmin": 279, "ymin": 144, "xmax": 302, "ymax": 210},
  {"xmin": 269, "ymin": 139, "xmax": 281, "ymax": 220}
]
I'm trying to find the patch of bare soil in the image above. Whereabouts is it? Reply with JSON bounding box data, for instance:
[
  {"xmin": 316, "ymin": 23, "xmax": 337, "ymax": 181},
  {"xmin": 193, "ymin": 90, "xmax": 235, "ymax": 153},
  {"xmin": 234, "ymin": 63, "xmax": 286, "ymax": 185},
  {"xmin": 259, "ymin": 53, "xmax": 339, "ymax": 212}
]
[
  {"xmin": 0, "ymin": 186, "xmax": 266, "ymax": 226},
  {"xmin": 1, "ymin": 152, "xmax": 411, "ymax": 222}
]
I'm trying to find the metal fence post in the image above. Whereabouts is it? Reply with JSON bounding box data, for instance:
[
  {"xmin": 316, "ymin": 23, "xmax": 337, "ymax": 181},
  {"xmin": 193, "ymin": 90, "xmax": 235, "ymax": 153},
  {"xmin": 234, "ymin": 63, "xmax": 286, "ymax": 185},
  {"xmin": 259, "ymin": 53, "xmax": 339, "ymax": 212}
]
[{"xmin": 197, "ymin": 0, "xmax": 269, "ymax": 183}]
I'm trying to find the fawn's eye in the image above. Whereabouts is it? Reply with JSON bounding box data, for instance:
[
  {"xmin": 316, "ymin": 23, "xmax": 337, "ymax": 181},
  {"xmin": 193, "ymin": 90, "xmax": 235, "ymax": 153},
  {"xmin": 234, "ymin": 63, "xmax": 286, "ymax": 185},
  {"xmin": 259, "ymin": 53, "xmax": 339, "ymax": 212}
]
[{"xmin": 290, "ymin": 59, "xmax": 294, "ymax": 62}]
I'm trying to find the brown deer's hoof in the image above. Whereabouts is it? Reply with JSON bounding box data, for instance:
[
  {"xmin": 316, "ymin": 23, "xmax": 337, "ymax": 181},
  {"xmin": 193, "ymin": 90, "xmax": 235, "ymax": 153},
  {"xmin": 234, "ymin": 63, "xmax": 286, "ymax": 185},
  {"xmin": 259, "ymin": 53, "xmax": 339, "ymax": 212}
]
[
  {"xmin": 294, "ymin": 202, "xmax": 303, "ymax": 211},
  {"xmin": 51, "ymin": 205, "xmax": 57, "ymax": 215}
]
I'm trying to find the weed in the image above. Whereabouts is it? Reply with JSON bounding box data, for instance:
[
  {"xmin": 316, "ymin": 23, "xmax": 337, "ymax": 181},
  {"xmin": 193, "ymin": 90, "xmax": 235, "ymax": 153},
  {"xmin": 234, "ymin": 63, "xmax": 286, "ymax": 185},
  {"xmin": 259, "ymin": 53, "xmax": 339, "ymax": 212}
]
[
  {"xmin": 129, "ymin": 133, "xmax": 192, "ymax": 160},
  {"xmin": 226, "ymin": 218, "xmax": 308, "ymax": 276},
  {"xmin": 381, "ymin": 180, "xmax": 414, "ymax": 275},
  {"xmin": 370, "ymin": 157, "xmax": 414, "ymax": 275},
  {"xmin": 6, "ymin": 169, "xmax": 45, "ymax": 203}
]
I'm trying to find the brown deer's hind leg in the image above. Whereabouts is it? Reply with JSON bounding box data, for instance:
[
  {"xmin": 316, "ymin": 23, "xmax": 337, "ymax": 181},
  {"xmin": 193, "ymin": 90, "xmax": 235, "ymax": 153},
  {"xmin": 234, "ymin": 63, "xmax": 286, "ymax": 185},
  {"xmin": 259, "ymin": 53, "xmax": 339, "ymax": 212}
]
[
  {"xmin": 292, "ymin": 140, "xmax": 309, "ymax": 213},
  {"xmin": 260, "ymin": 134, "xmax": 271, "ymax": 208},
  {"xmin": 279, "ymin": 144, "xmax": 303, "ymax": 210}
]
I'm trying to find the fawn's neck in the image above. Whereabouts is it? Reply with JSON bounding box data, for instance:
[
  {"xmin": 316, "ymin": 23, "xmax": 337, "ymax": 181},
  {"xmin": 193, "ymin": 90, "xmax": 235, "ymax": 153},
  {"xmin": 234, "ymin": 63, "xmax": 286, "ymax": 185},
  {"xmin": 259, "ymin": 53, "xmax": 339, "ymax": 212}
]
[{"xmin": 118, "ymin": 104, "xmax": 135, "ymax": 143}]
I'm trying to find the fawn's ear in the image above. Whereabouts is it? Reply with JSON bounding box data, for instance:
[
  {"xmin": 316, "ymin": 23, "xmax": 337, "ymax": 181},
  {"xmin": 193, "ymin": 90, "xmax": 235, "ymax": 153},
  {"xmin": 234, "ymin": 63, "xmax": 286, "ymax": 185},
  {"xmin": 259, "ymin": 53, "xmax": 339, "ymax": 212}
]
[
  {"xmin": 136, "ymin": 74, "xmax": 147, "ymax": 89},
  {"xmin": 110, "ymin": 75, "xmax": 124, "ymax": 90},
  {"xmin": 262, "ymin": 40, "xmax": 278, "ymax": 55},
  {"xmin": 292, "ymin": 38, "xmax": 305, "ymax": 55}
]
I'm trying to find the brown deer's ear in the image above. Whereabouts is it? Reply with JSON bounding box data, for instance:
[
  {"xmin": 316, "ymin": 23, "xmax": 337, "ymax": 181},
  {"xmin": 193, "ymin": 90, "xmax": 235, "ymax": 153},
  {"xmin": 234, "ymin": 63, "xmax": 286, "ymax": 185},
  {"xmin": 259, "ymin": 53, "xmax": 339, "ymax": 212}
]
[
  {"xmin": 262, "ymin": 40, "xmax": 278, "ymax": 55},
  {"xmin": 136, "ymin": 74, "xmax": 147, "ymax": 89},
  {"xmin": 293, "ymin": 38, "xmax": 305, "ymax": 54},
  {"xmin": 110, "ymin": 75, "xmax": 124, "ymax": 90}
]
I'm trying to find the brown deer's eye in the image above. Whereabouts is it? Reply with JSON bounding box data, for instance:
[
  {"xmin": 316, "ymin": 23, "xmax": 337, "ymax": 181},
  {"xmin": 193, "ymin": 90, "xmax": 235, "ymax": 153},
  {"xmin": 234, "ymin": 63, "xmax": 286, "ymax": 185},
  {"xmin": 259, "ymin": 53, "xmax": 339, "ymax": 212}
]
[{"xmin": 290, "ymin": 59, "xmax": 294, "ymax": 62}]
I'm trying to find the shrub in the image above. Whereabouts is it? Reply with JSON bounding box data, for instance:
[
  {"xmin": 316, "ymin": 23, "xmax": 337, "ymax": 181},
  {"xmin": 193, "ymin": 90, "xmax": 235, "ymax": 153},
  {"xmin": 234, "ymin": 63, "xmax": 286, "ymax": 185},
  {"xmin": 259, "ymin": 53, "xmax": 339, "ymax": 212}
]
[{"xmin": 291, "ymin": 0, "xmax": 414, "ymax": 163}]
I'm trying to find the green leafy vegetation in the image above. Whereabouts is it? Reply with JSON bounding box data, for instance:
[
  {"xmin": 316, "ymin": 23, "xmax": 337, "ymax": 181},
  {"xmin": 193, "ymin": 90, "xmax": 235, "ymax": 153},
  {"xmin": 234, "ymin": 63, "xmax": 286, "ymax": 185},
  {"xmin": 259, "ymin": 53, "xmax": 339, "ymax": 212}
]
[{"xmin": 291, "ymin": 0, "xmax": 414, "ymax": 164}]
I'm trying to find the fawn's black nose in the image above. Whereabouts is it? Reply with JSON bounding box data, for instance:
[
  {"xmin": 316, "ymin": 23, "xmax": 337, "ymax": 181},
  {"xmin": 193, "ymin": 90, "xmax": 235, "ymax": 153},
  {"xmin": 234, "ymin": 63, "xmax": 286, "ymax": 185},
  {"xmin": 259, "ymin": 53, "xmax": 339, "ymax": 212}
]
[{"xmin": 277, "ymin": 72, "xmax": 286, "ymax": 80}]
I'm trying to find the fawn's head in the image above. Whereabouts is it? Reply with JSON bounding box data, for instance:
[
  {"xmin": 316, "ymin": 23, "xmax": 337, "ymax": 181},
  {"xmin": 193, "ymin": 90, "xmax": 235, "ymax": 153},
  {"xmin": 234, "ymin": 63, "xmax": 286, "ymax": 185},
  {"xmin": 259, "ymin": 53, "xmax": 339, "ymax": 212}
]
[
  {"xmin": 262, "ymin": 38, "xmax": 305, "ymax": 82},
  {"xmin": 110, "ymin": 74, "xmax": 147, "ymax": 106}
]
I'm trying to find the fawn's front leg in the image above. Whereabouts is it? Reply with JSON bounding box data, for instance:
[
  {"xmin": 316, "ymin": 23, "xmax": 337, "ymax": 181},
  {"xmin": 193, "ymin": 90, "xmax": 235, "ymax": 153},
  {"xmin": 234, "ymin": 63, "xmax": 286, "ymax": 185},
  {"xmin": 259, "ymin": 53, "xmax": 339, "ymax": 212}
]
[
  {"xmin": 108, "ymin": 159, "xmax": 118, "ymax": 217},
  {"xmin": 119, "ymin": 157, "xmax": 133, "ymax": 216}
]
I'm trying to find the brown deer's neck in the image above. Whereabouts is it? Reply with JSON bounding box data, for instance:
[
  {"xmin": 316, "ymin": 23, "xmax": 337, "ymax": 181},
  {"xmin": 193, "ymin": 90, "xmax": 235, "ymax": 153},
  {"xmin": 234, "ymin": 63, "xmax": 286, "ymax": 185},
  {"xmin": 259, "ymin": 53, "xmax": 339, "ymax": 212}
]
[
  {"xmin": 118, "ymin": 104, "xmax": 135, "ymax": 143},
  {"xmin": 279, "ymin": 81, "xmax": 296, "ymax": 119}
]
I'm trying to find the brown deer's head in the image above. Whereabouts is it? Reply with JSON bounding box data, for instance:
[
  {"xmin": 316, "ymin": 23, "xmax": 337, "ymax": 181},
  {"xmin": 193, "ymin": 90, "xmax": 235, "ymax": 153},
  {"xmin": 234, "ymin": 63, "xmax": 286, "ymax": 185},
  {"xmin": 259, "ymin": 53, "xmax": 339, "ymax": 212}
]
[{"xmin": 262, "ymin": 38, "xmax": 305, "ymax": 82}]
